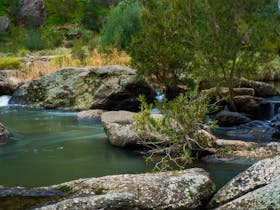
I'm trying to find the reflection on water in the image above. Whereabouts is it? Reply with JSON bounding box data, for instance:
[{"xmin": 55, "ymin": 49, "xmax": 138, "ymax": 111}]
[{"xmin": 0, "ymin": 107, "xmax": 149, "ymax": 187}]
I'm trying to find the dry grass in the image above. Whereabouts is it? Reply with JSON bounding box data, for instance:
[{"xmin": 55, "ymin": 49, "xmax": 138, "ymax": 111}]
[{"xmin": 10, "ymin": 48, "xmax": 131, "ymax": 81}]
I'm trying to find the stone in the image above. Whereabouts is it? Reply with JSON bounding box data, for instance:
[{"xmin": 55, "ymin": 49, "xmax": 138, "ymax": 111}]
[
  {"xmin": 77, "ymin": 109, "xmax": 105, "ymax": 122},
  {"xmin": 214, "ymin": 110, "xmax": 251, "ymax": 126},
  {"xmin": 19, "ymin": 0, "xmax": 46, "ymax": 28},
  {"xmin": 217, "ymin": 179, "xmax": 280, "ymax": 210},
  {"xmin": 38, "ymin": 168, "xmax": 215, "ymax": 210},
  {"xmin": 210, "ymin": 155, "xmax": 280, "ymax": 207},
  {"xmin": 0, "ymin": 123, "xmax": 10, "ymax": 146},
  {"xmin": 233, "ymin": 95, "xmax": 271, "ymax": 120},
  {"xmin": 233, "ymin": 77, "xmax": 279, "ymax": 98},
  {"xmin": 101, "ymin": 111, "xmax": 138, "ymax": 147},
  {"xmin": 0, "ymin": 16, "xmax": 9, "ymax": 32},
  {"xmin": 0, "ymin": 76, "xmax": 23, "ymax": 95},
  {"xmin": 10, "ymin": 66, "xmax": 156, "ymax": 111},
  {"xmin": 202, "ymin": 87, "xmax": 255, "ymax": 100}
]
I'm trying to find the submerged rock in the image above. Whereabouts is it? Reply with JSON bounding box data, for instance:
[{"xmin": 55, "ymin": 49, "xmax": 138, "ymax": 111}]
[
  {"xmin": 77, "ymin": 109, "xmax": 106, "ymax": 122},
  {"xmin": 215, "ymin": 110, "xmax": 251, "ymax": 126},
  {"xmin": 0, "ymin": 123, "xmax": 10, "ymax": 145},
  {"xmin": 37, "ymin": 168, "xmax": 215, "ymax": 210},
  {"xmin": 210, "ymin": 155, "xmax": 280, "ymax": 207},
  {"xmin": 10, "ymin": 66, "xmax": 155, "ymax": 111},
  {"xmin": 217, "ymin": 179, "xmax": 280, "ymax": 210}
]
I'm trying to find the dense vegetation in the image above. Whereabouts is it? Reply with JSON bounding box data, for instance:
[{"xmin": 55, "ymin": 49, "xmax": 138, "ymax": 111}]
[{"xmin": 0, "ymin": 0, "xmax": 279, "ymax": 170}]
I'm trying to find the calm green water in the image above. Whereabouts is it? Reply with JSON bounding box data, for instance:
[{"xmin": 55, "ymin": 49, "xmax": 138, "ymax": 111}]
[
  {"xmin": 0, "ymin": 106, "xmax": 149, "ymax": 187},
  {"xmin": 0, "ymin": 106, "xmax": 250, "ymax": 189}
]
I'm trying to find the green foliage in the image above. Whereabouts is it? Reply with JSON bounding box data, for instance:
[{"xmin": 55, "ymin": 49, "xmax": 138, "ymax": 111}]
[
  {"xmin": 129, "ymin": 0, "xmax": 195, "ymax": 98},
  {"xmin": 45, "ymin": 0, "xmax": 83, "ymax": 25},
  {"xmin": 0, "ymin": 0, "xmax": 9, "ymax": 15},
  {"xmin": 130, "ymin": 0, "xmax": 279, "ymax": 102},
  {"xmin": 22, "ymin": 29, "xmax": 48, "ymax": 51},
  {"xmin": 0, "ymin": 57, "xmax": 22, "ymax": 69},
  {"xmin": 93, "ymin": 187, "xmax": 104, "ymax": 195},
  {"xmin": 58, "ymin": 185, "xmax": 72, "ymax": 193},
  {"xmin": 100, "ymin": 0, "xmax": 141, "ymax": 49},
  {"xmin": 71, "ymin": 40, "xmax": 87, "ymax": 64},
  {"xmin": 81, "ymin": 0, "xmax": 108, "ymax": 32},
  {"xmin": 8, "ymin": 0, "xmax": 21, "ymax": 25},
  {"xmin": 134, "ymin": 91, "xmax": 213, "ymax": 171}
]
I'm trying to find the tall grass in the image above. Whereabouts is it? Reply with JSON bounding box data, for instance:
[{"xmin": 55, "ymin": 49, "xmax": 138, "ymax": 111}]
[{"xmin": 15, "ymin": 48, "xmax": 131, "ymax": 81}]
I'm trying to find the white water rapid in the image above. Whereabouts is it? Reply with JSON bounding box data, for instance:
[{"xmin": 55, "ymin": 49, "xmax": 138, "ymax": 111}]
[{"xmin": 0, "ymin": 96, "xmax": 11, "ymax": 107}]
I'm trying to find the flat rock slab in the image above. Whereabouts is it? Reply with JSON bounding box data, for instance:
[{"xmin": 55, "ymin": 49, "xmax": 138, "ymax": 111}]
[{"xmin": 39, "ymin": 168, "xmax": 215, "ymax": 209}]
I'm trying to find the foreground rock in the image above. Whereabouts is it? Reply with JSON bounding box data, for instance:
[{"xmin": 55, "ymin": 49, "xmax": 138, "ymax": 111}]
[
  {"xmin": 101, "ymin": 111, "xmax": 138, "ymax": 147},
  {"xmin": 217, "ymin": 179, "xmax": 280, "ymax": 210},
  {"xmin": 210, "ymin": 155, "xmax": 280, "ymax": 207},
  {"xmin": 37, "ymin": 168, "xmax": 215, "ymax": 210},
  {"xmin": 19, "ymin": 0, "xmax": 46, "ymax": 28},
  {"xmin": 0, "ymin": 76, "xmax": 23, "ymax": 95},
  {"xmin": 10, "ymin": 66, "xmax": 155, "ymax": 111},
  {"xmin": 214, "ymin": 110, "xmax": 251, "ymax": 126},
  {"xmin": 0, "ymin": 123, "xmax": 10, "ymax": 145},
  {"xmin": 233, "ymin": 77, "xmax": 279, "ymax": 98}
]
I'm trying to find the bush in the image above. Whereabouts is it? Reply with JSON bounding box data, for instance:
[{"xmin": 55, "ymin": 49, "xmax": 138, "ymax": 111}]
[
  {"xmin": 0, "ymin": 57, "xmax": 22, "ymax": 70},
  {"xmin": 133, "ymin": 91, "xmax": 215, "ymax": 171},
  {"xmin": 100, "ymin": 0, "xmax": 141, "ymax": 49},
  {"xmin": 22, "ymin": 29, "xmax": 48, "ymax": 51}
]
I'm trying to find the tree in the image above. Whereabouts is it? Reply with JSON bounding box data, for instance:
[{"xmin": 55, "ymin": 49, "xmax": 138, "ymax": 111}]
[
  {"xmin": 129, "ymin": 0, "xmax": 196, "ymax": 99},
  {"xmin": 191, "ymin": 0, "xmax": 279, "ymax": 110},
  {"xmin": 130, "ymin": 0, "xmax": 279, "ymax": 103}
]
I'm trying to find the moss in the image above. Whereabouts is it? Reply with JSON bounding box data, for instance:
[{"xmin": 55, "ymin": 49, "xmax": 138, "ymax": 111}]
[
  {"xmin": 0, "ymin": 57, "xmax": 22, "ymax": 70},
  {"xmin": 93, "ymin": 187, "xmax": 104, "ymax": 195},
  {"xmin": 58, "ymin": 185, "xmax": 72, "ymax": 193},
  {"xmin": 188, "ymin": 190, "xmax": 194, "ymax": 197}
]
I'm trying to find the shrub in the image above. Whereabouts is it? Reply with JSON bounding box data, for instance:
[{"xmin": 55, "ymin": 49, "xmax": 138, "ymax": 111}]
[
  {"xmin": 22, "ymin": 29, "xmax": 48, "ymax": 51},
  {"xmin": 100, "ymin": 0, "xmax": 141, "ymax": 49},
  {"xmin": 0, "ymin": 57, "xmax": 22, "ymax": 70},
  {"xmin": 133, "ymin": 91, "xmax": 215, "ymax": 171}
]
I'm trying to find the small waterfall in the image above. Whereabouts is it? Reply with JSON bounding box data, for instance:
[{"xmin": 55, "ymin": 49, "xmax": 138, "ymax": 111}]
[{"xmin": 0, "ymin": 96, "xmax": 11, "ymax": 107}]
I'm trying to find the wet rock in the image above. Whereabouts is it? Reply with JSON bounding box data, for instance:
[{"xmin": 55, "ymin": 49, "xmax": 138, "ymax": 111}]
[
  {"xmin": 233, "ymin": 77, "xmax": 279, "ymax": 98},
  {"xmin": 0, "ymin": 76, "xmax": 23, "ymax": 95},
  {"xmin": 101, "ymin": 111, "xmax": 138, "ymax": 147},
  {"xmin": 10, "ymin": 66, "xmax": 156, "ymax": 111},
  {"xmin": 0, "ymin": 123, "xmax": 10, "ymax": 145},
  {"xmin": 216, "ymin": 139, "xmax": 257, "ymax": 151},
  {"xmin": 77, "ymin": 109, "xmax": 106, "ymax": 122},
  {"xmin": 233, "ymin": 95, "xmax": 271, "ymax": 120},
  {"xmin": 19, "ymin": 0, "xmax": 46, "ymax": 28},
  {"xmin": 210, "ymin": 155, "xmax": 280, "ymax": 207},
  {"xmin": 217, "ymin": 179, "xmax": 280, "ymax": 210},
  {"xmin": 215, "ymin": 110, "xmax": 251, "ymax": 126},
  {"xmin": 0, "ymin": 16, "xmax": 9, "ymax": 32},
  {"xmin": 40, "ymin": 168, "xmax": 215, "ymax": 210}
]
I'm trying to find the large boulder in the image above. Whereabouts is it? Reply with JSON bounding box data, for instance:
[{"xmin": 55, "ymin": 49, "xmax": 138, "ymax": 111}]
[
  {"xmin": 210, "ymin": 155, "xmax": 280, "ymax": 207},
  {"xmin": 214, "ymin": 110, "xmax": 251, "ymax": 126},
  {"xmin": 37, "ymin": 168, "xmax": 215, "ymax": 210},
  {"xmin": 10, "ymin": 66, "xmax": 156, "ymax": 111},
  {"xmin": 0, "ymin": 76, "xmax": 23, "ymax": 95},
  {"xmin": 19, "ymin": 0, "xmax": 46, "ymax": 28},
  {"xmin": 233, "ymin": 77, "xmax": 279, "ymax": 98},
  {"xmin": 217, "ymin": 179, "xmax": 280, "ymax": 210},
  {"xmin": 0, "ymin": 123, "xmax": 10, "ymax": 145},
  {"xmin": 0, "ymin": 16, "xmax": 9, "ymax": 32},
  {"xmin": 101, "ymin": 111, "xmax": 138, "ymax": 147}
]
